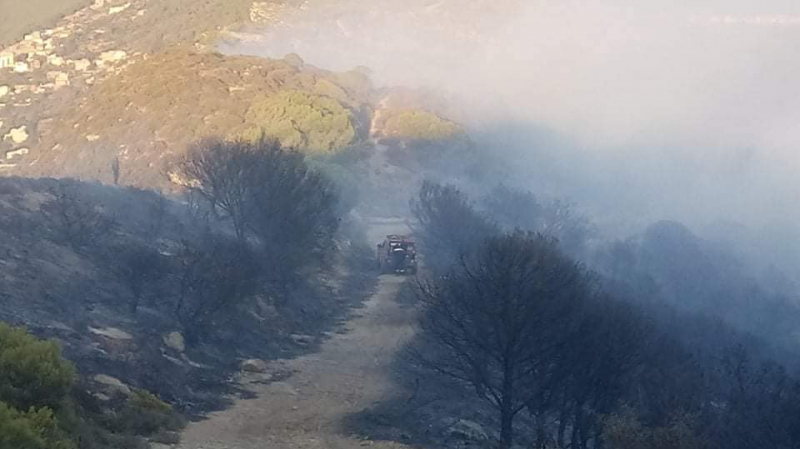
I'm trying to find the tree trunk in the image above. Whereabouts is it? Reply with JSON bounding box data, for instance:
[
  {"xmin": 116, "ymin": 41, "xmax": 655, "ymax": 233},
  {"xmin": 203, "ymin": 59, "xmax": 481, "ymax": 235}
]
[
  {"xmin": 499, "ymin": 359, "xmax": 515, "ymax": 449},
  {"xmin": 500, "ymin": 406, "xmax": 514, "ymax": 449},
  {"xmin": 571, "ymin": 405, "xmax": 581, "ymax": 449},
  {"xmin": 129, "ymin": 293, "xmax": 140, "ymax": 313},
  {"xmin": 557, "ymin": 408, "xmax": 568, "ymax": 448},
  {"xmin": 535, "ymin": 415, "xmax": 548, "ymax": 449}
]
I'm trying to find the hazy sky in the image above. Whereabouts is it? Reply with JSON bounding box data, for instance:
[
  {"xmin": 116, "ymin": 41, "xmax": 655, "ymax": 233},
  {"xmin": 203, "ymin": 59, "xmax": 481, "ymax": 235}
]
[{"xmin": 226, "ymin": 0, "xmax": 800, "ymax": 230}]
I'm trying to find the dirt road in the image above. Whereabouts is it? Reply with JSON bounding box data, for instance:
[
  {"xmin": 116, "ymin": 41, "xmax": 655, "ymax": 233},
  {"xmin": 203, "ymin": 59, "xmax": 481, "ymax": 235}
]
[{"xmin": 177, "ymin": 228, "xmax": 417, "ymax": 449}]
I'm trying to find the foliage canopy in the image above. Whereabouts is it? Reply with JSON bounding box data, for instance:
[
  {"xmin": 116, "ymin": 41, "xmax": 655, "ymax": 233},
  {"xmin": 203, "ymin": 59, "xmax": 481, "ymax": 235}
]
[
  {"xmin": 241, "ymin": 91, "xmax": 356, "ymax": 153},
  {"xmin": 382, "ymin": 109, "xmax": 463, "ymax": 141},
  {"xmin": 0, "ymin": 323, "xmax": 75, "ymax": 412}
]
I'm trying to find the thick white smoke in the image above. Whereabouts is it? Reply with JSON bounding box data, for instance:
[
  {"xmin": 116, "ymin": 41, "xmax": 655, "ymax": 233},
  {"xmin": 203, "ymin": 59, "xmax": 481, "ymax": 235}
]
[{"xmin": 223, "ymin": 0, "xmax": 800, "ymax": 232}]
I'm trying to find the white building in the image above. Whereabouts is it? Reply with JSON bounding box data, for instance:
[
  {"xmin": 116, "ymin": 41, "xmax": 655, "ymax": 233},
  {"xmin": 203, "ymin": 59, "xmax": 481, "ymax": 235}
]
[
  {"xmin": 47, "ymin": 71, "xmax": 70, "ymax": 89},
  {"xmin": 0, "ymin": 52, "xmax": 14, "ymax": 69},
  {"xmin": 24, "ymin": 31, "xmax": 42, "ymax": 42},
  {"xmin": 48, "ymin": 55, "xmax": 65, "ymax": 66},
  {"xmin": 5, "ymin": 148, "xmax": 29, "ymax": 160},
  {"xmin": 13, "ymin": 61, "xmax": 29, "ymax": 73}
]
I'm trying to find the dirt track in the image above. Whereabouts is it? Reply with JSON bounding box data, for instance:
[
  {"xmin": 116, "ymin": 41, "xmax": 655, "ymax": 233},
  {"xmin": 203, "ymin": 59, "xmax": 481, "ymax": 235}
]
[{"xmin": 177, "ymin": 239, "xmax": 417, "ymax": 449}]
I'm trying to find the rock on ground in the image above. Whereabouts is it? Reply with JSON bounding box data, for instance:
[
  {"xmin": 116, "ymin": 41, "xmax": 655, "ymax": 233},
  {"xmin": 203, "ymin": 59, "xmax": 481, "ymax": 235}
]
[
  {"xmin": 93, "ymin": 373, "xmax": 132, "ymax": 396},
  {"xmin": 163, "ymin": 331, "xmax": 185, "ymax": 352},
  {"xmin": 445, "ymin": 419, "xmax": 490, "ymax": 442},
  {"xmin": 240, "ymin": 358, "xmax": 268, "ymax": 373}
]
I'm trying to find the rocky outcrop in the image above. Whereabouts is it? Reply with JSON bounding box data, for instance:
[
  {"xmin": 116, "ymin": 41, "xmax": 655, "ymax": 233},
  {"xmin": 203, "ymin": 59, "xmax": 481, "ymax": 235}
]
[
  {"xmin": 163, "ymin": 331, "xmax": 185, "ymax": 352},
  {"xmin": 241, "ymin": 358, "xmax": 268, "ymax": 373},
  {"xmin": 89, "ymin": 326, "xmax": 134, "ymax": 340},
  {"xmin": 93, "ymin": 373, "xmax": 133, "ymax": 396},
  {"xmin": 444, "ymin": 419, "xmax": 490, "ymax": 443}
]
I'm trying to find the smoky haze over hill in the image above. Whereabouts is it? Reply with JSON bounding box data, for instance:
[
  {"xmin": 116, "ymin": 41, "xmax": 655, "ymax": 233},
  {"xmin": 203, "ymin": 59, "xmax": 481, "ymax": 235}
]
[{"xmin": 225, "ymin": 0, "xmax": 800, "ymax": 238}]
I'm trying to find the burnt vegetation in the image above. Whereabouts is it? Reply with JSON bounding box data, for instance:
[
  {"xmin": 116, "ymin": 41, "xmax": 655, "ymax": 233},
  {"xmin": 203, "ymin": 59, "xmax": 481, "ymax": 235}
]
[
  {"xmin": 355, "ymin": 180, "xmax": 800, "ymax": 449},
  {"xmin": 178, "ymin": 137, "xmax": 340, "ymax": 288},
  {"xmin": 41, "ymin": 181, "xmax": 118, "ymax": 251},
  {"xmin": 3, "ymin": 83, "xmax": 800, "ymax": 449},
  {"xmin": 0, "ymin": 134, "xmax": 370, "ymax": 447}
]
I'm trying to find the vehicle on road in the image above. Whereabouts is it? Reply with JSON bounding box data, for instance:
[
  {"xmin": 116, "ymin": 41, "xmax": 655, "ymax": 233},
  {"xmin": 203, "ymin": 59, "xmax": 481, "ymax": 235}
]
[{"xmin": 376, "ymin": 234, "xmax": 418, "ymax": 274}]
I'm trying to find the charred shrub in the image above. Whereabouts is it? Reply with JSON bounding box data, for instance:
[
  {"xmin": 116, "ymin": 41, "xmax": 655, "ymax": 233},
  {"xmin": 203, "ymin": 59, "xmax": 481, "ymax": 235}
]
[
  {"xmin": 171, "ymin": 234, "xmax": 261, "ymax": 345},
  {"xmin": 108, "ymin": 243, "xmax": 169, "ymax": 313},
  {"xmin": 178, "ymin": 137, "xmax": 340, "ymax": 287},
  {"xmin": 41, "ymin": 181, "xmax": 116, "ymax": 251},
  {"xmin": 410, "ymin": 180, "xmax": 497, "ymax": 272},
  {"xmin": 482, "ymin": 184, "xmax": 594, "ymax": 258}
]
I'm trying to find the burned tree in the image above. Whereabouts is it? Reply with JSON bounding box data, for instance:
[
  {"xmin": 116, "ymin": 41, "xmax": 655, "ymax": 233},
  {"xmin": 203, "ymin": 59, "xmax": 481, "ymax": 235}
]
[
  {"xmin": 410, "ymin": 180, "xmax": 497, "ymax": 272},
  {"xmin": 483, "ymin": 185, "xmax": 594, "ymax": 257},
  {"xmin": 111, "ymin": 243, "xmax": 168, "ymax": 313},
  {"xmin": 178, "ymin": 137, "xmax": 340, "ymax": 287},
  {"xmin": 41, "ymin": 180, "xmax": 117, "ymax": 251},
  {"xmin": 245, "ymin": 144, "xmax": 339, "ymax": 286},
  {"xmin": 171, "ymin": 234, "xmax": 260, "ymax": 345},
  {"xmin": 415, "ymin": 231, "xmax": 594, "ymax": 449},
  {"xmin": 550, "ymin": 297, "xmax": 647, "ymax": 449},
  {"xmin": 111, "ymin": 157, "xmax": 121, "ymax": 185},
  {"xmin": 178, "ymin": 138, "xmax": 263, "ymax": 240}
]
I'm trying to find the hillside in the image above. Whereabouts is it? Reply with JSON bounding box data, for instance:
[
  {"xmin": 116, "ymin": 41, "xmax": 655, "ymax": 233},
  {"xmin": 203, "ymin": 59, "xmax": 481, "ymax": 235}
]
[
  {"xmin": 16, "ymin": 50, "xmax": 376, "ymax": 187},
  {"xmin": 0, "ymin": 176, "xmax": 375, "ymax": 417},
  {"xmin": 0, "ymin": 0, "xmax": 90, "ymax": 48},
  {"xmin": 1, "ymin": 0, "xmax": 483, "ymax": 191},
  {"xmin": 0, "ymin": 0, "xmax": 253, "ymax": 182},
  {"xmin": 0, "ymin": 1, "xmax": 507, "ymax": 448}
]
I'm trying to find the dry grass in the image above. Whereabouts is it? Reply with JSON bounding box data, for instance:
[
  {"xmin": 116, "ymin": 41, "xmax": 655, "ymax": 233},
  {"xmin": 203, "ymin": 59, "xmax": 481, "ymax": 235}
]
[
  {"xmin": 0, "ymin": 0, "xmax": 90, "ymax": 47},
  {"xmin": 22, "ymin": 50, "xmax": 375, "ymax": 189}
]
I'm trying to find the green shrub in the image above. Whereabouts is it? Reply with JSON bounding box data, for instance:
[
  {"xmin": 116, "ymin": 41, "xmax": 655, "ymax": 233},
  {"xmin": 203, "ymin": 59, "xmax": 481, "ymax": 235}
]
[
  {"xmin": 0, "ymin": 324, "xmax": 183, "ymax": 448},
  {"xmin": 313, "ymin": 78, "xmax": 348, "ymax": 103},
  {"xmin": 112, "ymin": 390, "xmax": 184, "ymax": 437},
  {"xmin": 382, "ymin": 109, "xmax": 463, "ymax": 141},
  {"xmin": 242, "ymin": 90, "xmax": 356, "ymax": 153},
  {"xmin": 129, "ymin": 390, "xmax": 171, "ymax": 415},
  {"xmin": 0, "ymin": 323, "xmax": 75, "ymax": 412},
  {"xmin": 0, "ymin": 402, "xmax": 75, "ymax": 449},
  {"xmin": 334, "ymin": 69, "xmax": 373, "ymax": 102}
]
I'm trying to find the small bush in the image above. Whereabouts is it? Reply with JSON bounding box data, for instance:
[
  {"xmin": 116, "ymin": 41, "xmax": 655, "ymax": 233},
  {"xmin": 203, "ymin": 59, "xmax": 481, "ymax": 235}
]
[
  {"xmin": 129, "ymin": 390, "xmax": 172, "ymax": 415},
  {"xmin": 0, "ymin": 402, "xmax": 75, "ymax": 449},
  {"xmin": 109, "ymin": 243, "xmax": 169, "ymax": 313},
  {"xmin": 0, "ymin": 323, "xmax": 75, "ymax": 412},
  {"xmin": 172, "ymin": 234, "xmax": 261, "ymax": 344},
  {"xmin": 113, "ymin": 390, "xmax": 184, "ymax": 437},
  {"xmin": 41, "ymin": 181, "xmax": 117, "ymax": 251}
]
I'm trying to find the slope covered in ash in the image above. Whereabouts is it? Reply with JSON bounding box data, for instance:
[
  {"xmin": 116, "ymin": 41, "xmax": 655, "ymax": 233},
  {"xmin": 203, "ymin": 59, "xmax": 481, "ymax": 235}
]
[{"xmin": 0, "ymin": 176, "xmax": 375, "ymax": 416}]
